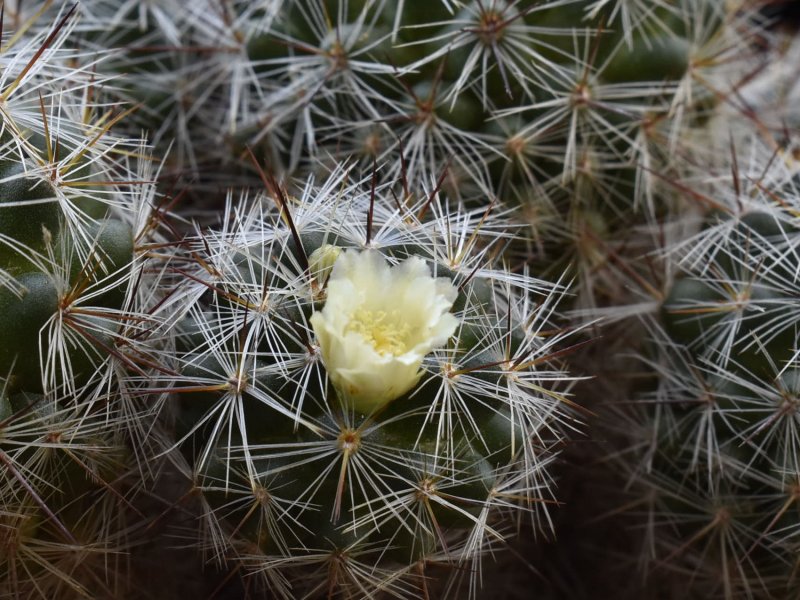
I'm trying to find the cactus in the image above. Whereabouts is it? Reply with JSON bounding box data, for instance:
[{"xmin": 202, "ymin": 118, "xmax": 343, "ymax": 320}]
[
  {"xmin": 154, "ymin": 162, "xmax": 581, "ymax": 597},
  {"xmin": 608, "ymin": 154, "xmax": 800, "ymax": 598},
  {"xmin": 0, "ymin": 6, "xmax": 165, "ymax": 598},
  {"xmin": 595, "ymin": 10, "xmax": 800, "ymax": 598},
  {"xmin": 0, "ymin": 0, "xmax": 799, "ymax": 599}
]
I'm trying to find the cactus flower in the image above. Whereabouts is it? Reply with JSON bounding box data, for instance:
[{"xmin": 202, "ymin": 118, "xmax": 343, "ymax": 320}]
[{"xmin": 310, "ymin": 250, "xmax": 458, "ymax": 413}]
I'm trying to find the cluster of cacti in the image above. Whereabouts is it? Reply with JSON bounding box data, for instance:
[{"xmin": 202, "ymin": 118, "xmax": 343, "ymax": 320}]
[{"xmin": 1, "ymin": 0, "xmax": 798, "ymax": 598}]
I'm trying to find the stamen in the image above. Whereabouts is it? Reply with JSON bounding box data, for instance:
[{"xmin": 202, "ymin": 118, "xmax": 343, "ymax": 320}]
[{"xmin": 346, "ymin": 308, "xmax": 412, "ymax": 355}]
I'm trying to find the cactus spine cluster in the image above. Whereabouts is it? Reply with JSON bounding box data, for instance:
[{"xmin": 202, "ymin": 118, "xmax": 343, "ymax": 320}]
[{"xmin": 0, "ymin": 0, "xmax": 798, "ymax": 599}]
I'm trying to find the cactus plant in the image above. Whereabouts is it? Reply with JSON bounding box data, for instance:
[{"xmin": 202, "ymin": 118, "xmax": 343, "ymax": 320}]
[
  {"xmin": 595, "ymin": 12, "xmax": 800, "ymax": 598},
  {"xmin": 1, "ymin": 0, "xmax": 799, "ymax": 599},
  {"xmin": 153, "ymin": 162, "xmax": 582, "ymax": 597},
  {"xmin": 0, "ymin": 7, "xmax": 166, "ymax": 598}
]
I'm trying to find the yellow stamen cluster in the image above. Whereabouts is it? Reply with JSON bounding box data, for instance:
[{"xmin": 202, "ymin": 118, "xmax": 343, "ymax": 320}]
[{"xmin": 346, "ymin": 308, "xmax": 411, "ymax": 355}]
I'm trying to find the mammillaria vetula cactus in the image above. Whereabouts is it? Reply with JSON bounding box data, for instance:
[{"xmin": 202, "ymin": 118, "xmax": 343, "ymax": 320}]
[
  {"xmin": 156, "ymin": 162, "xmax": 581, "ymax": 597},
  {"xmin": 0, "ymin": 5, "xmax": 168, "ymax": 598},
  {"xmin": 1, "ymin": 1, "xmax": 798, "ymax": 598}
]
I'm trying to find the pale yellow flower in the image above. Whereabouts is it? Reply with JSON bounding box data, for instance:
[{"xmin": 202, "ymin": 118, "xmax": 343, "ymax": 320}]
[{"xmin": 310, "ymin": 250, "xmax": 458, "ymax": 414}]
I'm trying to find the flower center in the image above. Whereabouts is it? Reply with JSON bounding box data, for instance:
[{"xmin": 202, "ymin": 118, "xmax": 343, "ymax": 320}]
[{"xmin": 347, "ymin": 308, "xmax": 411, "ymax": 355}]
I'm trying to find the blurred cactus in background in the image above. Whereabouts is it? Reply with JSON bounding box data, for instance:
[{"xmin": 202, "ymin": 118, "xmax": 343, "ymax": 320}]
[
  {"xmin": 0, "ymin": 0, "xmax": 798, "ymax": 599},
  {"xmin": 0, "ymin": 4, "xmax": 166, "ymax": 598}
]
